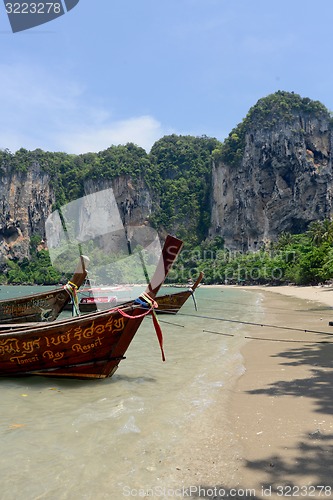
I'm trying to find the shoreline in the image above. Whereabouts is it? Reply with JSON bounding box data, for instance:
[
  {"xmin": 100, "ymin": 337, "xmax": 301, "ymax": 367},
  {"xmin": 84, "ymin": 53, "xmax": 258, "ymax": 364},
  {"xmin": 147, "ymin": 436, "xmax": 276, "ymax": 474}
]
[
  {"xmin": 201, "ymin": 283, "xmax": 333, "ymax": 308},
  {"xmin": 171, "ymin": 285, "xmax": 333, "ymax": 498},
  {"xmin": 228, "ymin": 286, "xmax": 333, "ymax": 498}
]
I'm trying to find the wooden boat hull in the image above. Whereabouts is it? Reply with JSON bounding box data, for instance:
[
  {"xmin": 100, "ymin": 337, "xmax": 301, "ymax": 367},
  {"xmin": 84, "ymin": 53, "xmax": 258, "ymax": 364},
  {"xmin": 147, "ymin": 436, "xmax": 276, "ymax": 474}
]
[
  {"xmin": 155, "ymin": 272, "xmax": 203, "ymax": 314},
  {"xmin": 0, "ymin": 304, "xmax": 149, "ymax": 379},
  {"xmin": 0, "ymin": 256, "xmax": 88, "ymax": 324},
  {"xmin": 0, "ymin": 235, "xmax": 183, "ymax": 379}
]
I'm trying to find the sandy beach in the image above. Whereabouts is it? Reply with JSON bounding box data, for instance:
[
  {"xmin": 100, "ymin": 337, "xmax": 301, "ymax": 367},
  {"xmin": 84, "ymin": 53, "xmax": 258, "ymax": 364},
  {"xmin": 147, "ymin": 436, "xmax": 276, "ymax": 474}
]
[
  {"xmin": 173, "ymin": 285, "xmax": 333, "ymax": 499},
  {"xmin": 228, "ymin": 286, "xmax": 333, "ymax": 499}
]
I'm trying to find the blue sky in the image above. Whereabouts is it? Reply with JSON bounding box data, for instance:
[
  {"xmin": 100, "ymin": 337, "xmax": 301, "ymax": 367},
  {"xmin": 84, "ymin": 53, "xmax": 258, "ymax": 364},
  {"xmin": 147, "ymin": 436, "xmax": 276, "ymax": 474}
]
[{"xmin": 0, "ymin": 0, "xmax": 333, "ymax": 154}]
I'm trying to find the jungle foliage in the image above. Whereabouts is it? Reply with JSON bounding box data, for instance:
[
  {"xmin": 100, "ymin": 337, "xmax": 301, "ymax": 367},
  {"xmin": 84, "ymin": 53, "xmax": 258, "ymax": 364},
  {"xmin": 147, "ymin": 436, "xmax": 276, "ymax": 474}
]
[
  {"xmin": 149, "ymin": 134, "xmax": 221, "ymax": 245},
  {"xmin": 171, "ymin": 219, "xmax": 333, "ymax": 286},
  {"xmin": 0, "ymin": 236, "xmax": 63, "ymax": 285}
]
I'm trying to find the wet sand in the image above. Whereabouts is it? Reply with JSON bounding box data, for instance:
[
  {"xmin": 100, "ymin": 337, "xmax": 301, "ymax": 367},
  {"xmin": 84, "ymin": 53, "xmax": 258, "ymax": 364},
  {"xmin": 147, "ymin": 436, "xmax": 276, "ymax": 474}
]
[
  {"xmin": 229, "ymin": 287, "xmax": 333, "ymax": 499},
  {"xmin": 174, "ymin": 286, "xmax": 333, "ymax": 499}
]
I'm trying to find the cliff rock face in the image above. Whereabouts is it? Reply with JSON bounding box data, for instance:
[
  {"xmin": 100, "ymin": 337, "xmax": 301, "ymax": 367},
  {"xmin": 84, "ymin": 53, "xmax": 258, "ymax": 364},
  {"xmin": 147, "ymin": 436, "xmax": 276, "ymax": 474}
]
[
  {"xmin": 211, "ymin": 96, "xmax": 333, "ymax": 250},
  {"xmin": 84, "ymin": 176, "xmax": 152, "ymax": 228},
  {"xmin": 0, "ymin": 163, "xmax": 153, "ymax": 264},
  {"xmin": 0, "ymin": 163, "xmax": 55, "ymax": 263},
  {"xmin": 82, "ymin": 176, "xmax": 154, "ymax": 251}
]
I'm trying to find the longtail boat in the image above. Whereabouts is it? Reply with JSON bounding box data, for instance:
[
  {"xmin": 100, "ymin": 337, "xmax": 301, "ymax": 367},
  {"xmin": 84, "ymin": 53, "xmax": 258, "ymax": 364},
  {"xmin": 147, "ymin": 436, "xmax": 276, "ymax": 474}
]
[
  {"xmin": 63, "ymin": 284, "xmax": 130, "ymax": 313},
  {"xmin": 0, "ymin": 256, "xmax": 89, "ymax": 324},
  {"xmin": 0, "ymin": 235, "xmax": 183, "ymax": 379},
  {"xmin": 68, "ymin": 273, "xmax": 204, "ymax": 314},
  {"xmin": 155, "ymin": 272, "xmax": 203, "ymax": 314}
]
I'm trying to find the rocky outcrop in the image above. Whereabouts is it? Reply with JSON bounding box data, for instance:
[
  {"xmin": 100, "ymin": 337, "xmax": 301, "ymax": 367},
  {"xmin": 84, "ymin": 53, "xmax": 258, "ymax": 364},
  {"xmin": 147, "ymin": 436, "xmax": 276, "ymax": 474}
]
[
  {"xmin": 84, "ymin": 176, "xmax": 152, "ymax": 228},
  {"xmin": 0, "ymin": 163, "xmax": 55, "ymax": 263},
  {"xmin": 81, "ymin": 176, "xmax": 154, "ymax": 253},
  {"xmin": 0, "ymin": 161, "xmax": 153, "ymax": 264},
  {"xmin": 210, "ymin": 93, "xmax": 333, "ymax": 250}
]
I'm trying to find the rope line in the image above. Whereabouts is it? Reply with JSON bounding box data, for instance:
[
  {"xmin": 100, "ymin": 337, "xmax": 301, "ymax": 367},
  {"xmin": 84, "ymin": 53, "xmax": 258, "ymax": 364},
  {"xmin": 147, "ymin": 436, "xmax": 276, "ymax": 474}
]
[
  {"xmin": 203, "ymin": 329, "xmax": 333, "ymax": 344},
  {"xmin": 176, "ymin": 312, "xmax": 333, "ymax": 337}
]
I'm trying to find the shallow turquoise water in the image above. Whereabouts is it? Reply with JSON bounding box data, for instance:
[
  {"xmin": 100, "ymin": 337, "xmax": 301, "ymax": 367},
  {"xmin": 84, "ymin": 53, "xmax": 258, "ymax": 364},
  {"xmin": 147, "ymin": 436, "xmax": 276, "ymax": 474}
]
[{"xmin": 0, "ymin": 286, "xmax": 262, "ymax": 499}]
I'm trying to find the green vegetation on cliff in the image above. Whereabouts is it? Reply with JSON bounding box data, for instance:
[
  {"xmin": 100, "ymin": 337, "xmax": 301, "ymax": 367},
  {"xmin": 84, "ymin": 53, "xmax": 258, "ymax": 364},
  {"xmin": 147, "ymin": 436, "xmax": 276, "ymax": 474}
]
[
  {"xmin": 172, "ymin": 219, "xmax": 333, "ymax": 286},
  {"xmin": 149, "ymin": 134, "xmax": 220, "ymax": 245},
  {"xmin": 0, "ymin": 144, "xmax": 153, "ymax": 209},
  {"xmin": 0, "ymin": 236, "xmax": 63, "ymax": 285},
  {"xmin": 213, "ymin": 90, "xmax": 333, "ymax": 168}
]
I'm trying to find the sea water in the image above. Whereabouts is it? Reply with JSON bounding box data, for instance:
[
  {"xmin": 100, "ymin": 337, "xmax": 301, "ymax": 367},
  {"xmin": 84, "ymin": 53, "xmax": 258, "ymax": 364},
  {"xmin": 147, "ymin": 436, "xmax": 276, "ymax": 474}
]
[{"xmin": 0, "ymin": 286, "xmax": 262, "ymax": 499}]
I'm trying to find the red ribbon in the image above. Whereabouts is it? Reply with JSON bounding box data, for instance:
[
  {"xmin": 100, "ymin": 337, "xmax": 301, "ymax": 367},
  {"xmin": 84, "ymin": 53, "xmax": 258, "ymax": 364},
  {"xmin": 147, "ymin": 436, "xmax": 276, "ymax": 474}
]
[{"xmin": 116, "ymin": 302, "xmax": 165, "ymax": 362}]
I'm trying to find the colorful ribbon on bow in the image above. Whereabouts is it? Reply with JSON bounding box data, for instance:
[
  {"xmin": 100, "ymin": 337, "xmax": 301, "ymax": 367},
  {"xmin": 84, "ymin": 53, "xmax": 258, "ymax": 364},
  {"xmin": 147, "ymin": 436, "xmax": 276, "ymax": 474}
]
[
  {"xmin": 64, "ymin": 280, "xmax": 80, "ymax": 316},
  {"xmin": 117, "ymin": 293, "xmax": 165, "ymax": 362}
]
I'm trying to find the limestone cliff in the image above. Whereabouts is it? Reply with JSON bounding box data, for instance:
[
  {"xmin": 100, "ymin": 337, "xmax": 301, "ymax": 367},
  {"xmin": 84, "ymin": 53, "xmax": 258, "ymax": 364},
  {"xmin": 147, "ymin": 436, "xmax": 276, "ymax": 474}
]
[
  {"xmin": 0, "ymin": 158, "xmax": 153, "ymax": 265},
  {"xmin": 0, "ymin": 162, "xmax": 55, "ymax": 264},
  {"xmin": 84, "ymin": 176, "xmax": 152, "ymax": 228},
  {"xmin": 210, "ymin": 91, "xmax": 333, "ymax": 250}
]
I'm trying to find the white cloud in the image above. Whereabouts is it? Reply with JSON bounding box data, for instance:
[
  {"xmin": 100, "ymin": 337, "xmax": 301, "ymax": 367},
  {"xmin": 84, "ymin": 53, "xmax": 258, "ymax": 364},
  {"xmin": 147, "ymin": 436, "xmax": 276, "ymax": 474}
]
[
  {"xmin": 56, "ymin": 115, "xmax": 165, "ymax": 154},
  {"xmin": 0, "ymin": 63, "xmax": 166, "ymax": 154}
]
